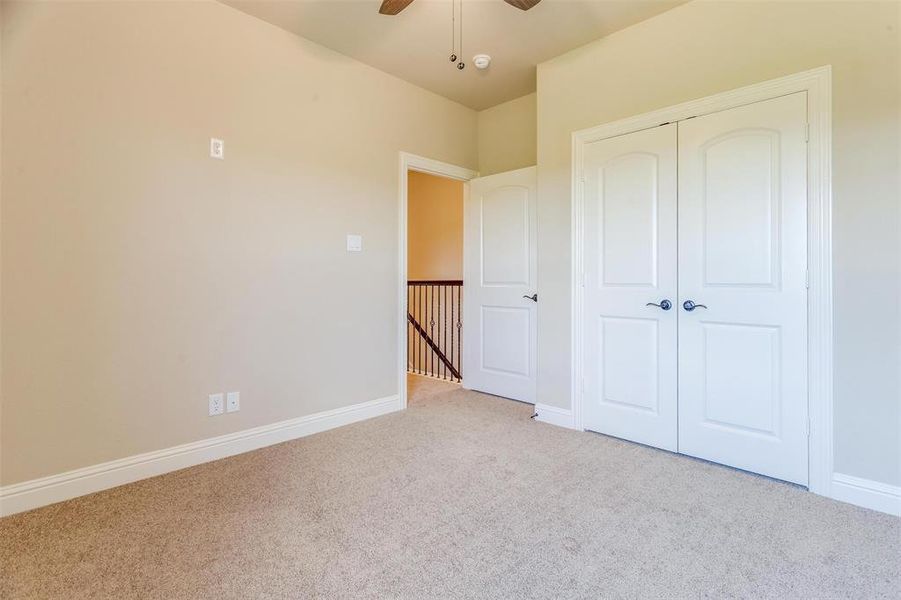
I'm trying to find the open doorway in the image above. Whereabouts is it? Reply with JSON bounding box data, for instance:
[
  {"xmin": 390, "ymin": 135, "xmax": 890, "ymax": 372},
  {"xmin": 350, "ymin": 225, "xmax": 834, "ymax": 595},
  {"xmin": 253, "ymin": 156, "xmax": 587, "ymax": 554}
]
[
  {"xmin": 398, "ymin": 154, "xmax": 539, "ymax": 410},
  {"xmin": 397, "ymin": 153, "xmax": 477, "ymax": 409},
  {"xmin": 406, "ymin": 171, "xmax": 465, "ymax": 402}
]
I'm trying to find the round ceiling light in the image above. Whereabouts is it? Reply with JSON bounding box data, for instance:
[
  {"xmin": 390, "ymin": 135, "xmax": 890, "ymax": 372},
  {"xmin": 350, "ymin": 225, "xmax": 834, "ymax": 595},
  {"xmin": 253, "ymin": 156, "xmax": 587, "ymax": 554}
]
[{"xmin": 473, "ymin": 54, "xmax": 491, "ymax": 70}]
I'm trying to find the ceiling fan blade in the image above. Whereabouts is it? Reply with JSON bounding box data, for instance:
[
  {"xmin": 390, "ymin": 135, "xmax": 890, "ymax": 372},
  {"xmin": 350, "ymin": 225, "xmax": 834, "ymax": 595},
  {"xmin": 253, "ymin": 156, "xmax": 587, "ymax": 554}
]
[
  {"xmin": 504, "ymin": 0, "xmax": 541, "ymax": 10},
  {"xmin": 379, "ymin": 0, "xmax": 415, "ymax": 15}
]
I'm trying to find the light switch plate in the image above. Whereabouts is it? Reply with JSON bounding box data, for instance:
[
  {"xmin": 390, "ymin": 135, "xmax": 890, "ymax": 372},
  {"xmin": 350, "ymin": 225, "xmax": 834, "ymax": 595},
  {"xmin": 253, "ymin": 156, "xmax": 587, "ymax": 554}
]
[
  {"xmin": 226, "ymin": 391, "xmax": 240, "ymax": 413},
  {"xmin": 346, "ymin": 234, "xmax": 362, "ymax": 252}
]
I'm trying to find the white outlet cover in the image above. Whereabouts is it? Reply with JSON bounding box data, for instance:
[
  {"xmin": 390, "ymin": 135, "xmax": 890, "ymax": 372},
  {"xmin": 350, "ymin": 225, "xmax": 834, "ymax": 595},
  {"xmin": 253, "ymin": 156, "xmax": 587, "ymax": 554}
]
[
  {"xmin": 226, "ymin": 391, "xmax": 240, "ymax": 413},
  {"xmin": 210, "ymin": 138, "xmax": 224, "ymax": 160},
  {"xmin": 209, "ymin": 393, "xmax": 224, "ymax": 416},
  {"xmin": 346, "ymin": 234, "xmax": 362, "ymax": 252}
]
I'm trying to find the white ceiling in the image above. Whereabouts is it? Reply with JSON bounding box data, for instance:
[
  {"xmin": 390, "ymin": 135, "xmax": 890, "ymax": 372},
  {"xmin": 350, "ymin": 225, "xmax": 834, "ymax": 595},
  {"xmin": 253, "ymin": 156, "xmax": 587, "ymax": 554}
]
[{"xmin": 221, "ymin": 0, "xmax": 685, "ymax": 110}]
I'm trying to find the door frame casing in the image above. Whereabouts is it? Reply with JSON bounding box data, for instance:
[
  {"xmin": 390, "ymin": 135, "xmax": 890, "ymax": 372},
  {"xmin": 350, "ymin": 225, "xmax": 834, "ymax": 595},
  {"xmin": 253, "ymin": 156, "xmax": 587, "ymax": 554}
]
[
  {"xmin": 570, "ymin": 66, "xmax": 833, "ymax": 496},
  {"xmin": 397, "ymin": 152, "xmax": 478, "ymax": 410}
]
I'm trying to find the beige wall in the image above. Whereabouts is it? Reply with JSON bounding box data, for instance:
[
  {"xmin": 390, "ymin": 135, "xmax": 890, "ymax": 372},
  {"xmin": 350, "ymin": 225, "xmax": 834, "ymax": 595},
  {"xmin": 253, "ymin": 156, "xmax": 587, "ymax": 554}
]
[
  {"xmin": 0, "ymin": 0, "xmax": 477, "ymax": 485},
  {"xmin": 536, "ymin": 0, "xmax": 901, "ymax": 485},
  {"xmin": 407, "ymin": 171, "xmax": 463, "ymax": 281},
  {"xmin": 477, "ymin": 93, "xmax": 537, "ymax": 176},
  {"xmin": 3, "ymin": 0, "xmax": 899, "ymax": 492}
]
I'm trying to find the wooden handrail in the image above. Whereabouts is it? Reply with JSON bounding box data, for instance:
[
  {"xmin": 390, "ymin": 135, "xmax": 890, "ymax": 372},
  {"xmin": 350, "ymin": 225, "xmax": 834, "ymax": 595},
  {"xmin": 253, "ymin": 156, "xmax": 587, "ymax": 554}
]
[
  {"xmin": 407, "ymin": 312, "xmax": 462, "ymax": 380},
  {"xmin": 407, "ymin": 280, "xmax": 463, "ymax": 286}
]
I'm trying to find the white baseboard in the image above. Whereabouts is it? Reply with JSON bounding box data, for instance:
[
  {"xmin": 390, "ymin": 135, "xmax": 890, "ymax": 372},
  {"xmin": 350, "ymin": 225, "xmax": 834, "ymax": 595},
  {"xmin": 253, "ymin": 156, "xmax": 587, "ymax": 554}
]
[
  {"xmin": 830, "ymin": 473, "xmax": 901, "ymax": 517},
  {"xmin": 6, "ymin": 395, "xmax": 895, "ymax": 519},
  {"xmin": 534, "ymin": 403, "xmax": 576, "ymax": 429},
  {"xmin": 0, "ymin": 394, "xmax": 402, "ymax": 517}
]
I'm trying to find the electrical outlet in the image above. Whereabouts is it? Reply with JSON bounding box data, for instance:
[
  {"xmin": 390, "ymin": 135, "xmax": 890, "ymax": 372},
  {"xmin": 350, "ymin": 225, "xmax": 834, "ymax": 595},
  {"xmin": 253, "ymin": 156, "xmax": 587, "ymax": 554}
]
[
  {"xmin": 210, "ymin": 138, "xmax": 224, "ymax": 160},
  {"xmin": 209, "ymin": 393, "xmax": 224, "ymax": 416},
  {"xmin": 226, "ymin": 391, "xmax": 240, "ymax": 413}
]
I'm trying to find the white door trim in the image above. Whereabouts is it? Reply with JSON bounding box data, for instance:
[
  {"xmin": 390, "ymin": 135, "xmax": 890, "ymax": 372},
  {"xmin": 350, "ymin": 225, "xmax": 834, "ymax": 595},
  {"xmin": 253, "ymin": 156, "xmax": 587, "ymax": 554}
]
[
  {"xmin": 571, "ymin": 66, "xmax": 833, "ymax": 497},
  {"xmin": 397, "ymin": 152, "xmax": 478, "ymax": 409}
]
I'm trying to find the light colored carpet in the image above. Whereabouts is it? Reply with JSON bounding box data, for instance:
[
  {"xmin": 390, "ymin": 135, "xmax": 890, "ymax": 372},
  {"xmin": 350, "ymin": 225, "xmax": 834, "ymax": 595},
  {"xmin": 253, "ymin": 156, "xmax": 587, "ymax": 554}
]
[{"xmin": 1, "ymin": 375, "xmax": 899, "ymax": 599}]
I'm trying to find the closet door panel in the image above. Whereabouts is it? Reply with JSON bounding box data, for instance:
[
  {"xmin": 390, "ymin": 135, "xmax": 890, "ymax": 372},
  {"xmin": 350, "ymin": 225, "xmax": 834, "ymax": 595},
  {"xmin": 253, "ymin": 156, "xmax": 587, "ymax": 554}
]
[
  {"xmin": 582, "ymin": 124, "xmax": 678, "ymax": 451},
  {"xmin": 677, "ymin": 92, "xmax": 809, "ymax": 485}
]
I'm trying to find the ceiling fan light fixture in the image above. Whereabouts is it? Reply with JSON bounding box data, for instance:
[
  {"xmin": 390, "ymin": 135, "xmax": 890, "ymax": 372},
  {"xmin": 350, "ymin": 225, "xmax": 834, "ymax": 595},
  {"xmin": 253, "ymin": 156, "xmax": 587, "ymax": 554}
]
[{"xmin": 473, "ymin": 54, "xmax": 491, "ymax": 70}]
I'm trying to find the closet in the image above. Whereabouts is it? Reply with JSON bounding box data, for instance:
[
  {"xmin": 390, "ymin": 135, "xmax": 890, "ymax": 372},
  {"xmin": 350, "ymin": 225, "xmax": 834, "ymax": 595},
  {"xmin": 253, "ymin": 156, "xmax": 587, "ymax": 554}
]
[{"xmin": 581, "ymin": 92, "xmax": 809, "ymax": 485}]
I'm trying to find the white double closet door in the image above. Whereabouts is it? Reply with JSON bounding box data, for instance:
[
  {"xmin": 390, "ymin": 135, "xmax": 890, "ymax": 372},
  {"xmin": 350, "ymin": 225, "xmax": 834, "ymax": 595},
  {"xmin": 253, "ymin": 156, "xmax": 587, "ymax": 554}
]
[{"xmin": 582, "ymin": 92, "xmax": 809, "ymax": 485}]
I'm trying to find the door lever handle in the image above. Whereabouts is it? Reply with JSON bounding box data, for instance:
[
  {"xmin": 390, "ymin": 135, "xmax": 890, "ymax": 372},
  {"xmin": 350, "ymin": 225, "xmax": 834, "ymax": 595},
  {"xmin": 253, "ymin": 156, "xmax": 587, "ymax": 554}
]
[
  {"xmin": 645, "ymin": 299, "xmax": 672, "ymax": 311},
  {"xmin": 522, "ymin": 293, "xmax": 538, "ymax": 303},
  {"xmin": 682, "ymin": 300, "xmax": 708, "ymax": 312}
]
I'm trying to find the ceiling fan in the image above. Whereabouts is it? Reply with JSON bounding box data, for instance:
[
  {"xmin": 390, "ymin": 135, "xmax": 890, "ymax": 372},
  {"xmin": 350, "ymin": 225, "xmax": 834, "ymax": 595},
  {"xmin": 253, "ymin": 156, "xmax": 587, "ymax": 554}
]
[{"xmin": 379, "ymin": 0, "xmax": 541, "ymax": 16}]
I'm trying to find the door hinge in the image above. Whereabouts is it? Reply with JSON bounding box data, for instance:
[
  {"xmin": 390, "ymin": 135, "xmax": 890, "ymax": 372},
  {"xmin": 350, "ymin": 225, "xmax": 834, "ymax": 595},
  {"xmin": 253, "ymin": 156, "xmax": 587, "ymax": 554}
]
[
  {"xmin": 805, "ymin": 419, "xmax": 811, "ymax": 437},
  {"xmin": 805, "ymin": 123, "xmax": 810, "ymax": 143},
  {"xmin": 805, "ymin": 269, "xmax": 809, "ymax": 289},
  {"xmin": 581, "ymin": 377, "xmax": 586, "ymax": 393}
]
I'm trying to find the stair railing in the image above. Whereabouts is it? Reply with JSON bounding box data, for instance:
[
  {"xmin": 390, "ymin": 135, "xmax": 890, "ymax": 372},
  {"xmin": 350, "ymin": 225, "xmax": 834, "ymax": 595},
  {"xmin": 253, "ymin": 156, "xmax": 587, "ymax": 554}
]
[{"xmin": 407, "ymin": 280, "xmax": 462, "ymax": 382}]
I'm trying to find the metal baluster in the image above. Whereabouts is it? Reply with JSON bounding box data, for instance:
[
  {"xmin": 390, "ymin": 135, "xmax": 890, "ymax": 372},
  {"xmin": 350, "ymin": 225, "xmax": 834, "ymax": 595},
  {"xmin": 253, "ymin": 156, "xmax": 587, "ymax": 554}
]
[
  {"xmin": 450, "ymin": 284, "xmax": 455, "ymax": 381},
  {"xmin": 414, "ymin": 284, "xmax": 418, "ymax": 374},
  {"xmin": 409, "ymin": 284, "xmax": 411, "ymax": 374},
  {"xmin": 430, "ymin": 285, "xmax": 435, "ymax": 377},
  {"xmin": 408, "ymin": 285, "xmax": 411, "ymax": 374},
  {"xmin": 434, "ymin": 284, "xmax": 437, "ymax": 379},
  {"xmin": 434, "ymin": 285, "xmax": 437, "ymax": 377},
  {"xmin": 420, "ymin": 284, "xmax": 424, "ymax": 376},
  {"xmin": 420, "ymin": 284, "xmax": 424, "ymax": 375},
  {"xmin": 457, "ymin": 286, "xmax": 462, "ymax": 381}
]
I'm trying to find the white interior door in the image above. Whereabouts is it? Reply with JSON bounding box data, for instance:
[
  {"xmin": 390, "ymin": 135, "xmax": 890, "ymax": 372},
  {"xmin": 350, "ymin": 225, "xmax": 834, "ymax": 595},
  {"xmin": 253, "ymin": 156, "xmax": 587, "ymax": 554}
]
[
  {"xmin": 677, "ymin": 92, "xmax": 809, "ymax": 485},
  {"xmin": 582, "ymin": 124, "xmax": 679, "ymax": 451},
  {"xmin": 463, "ymin": 167, "xmax": 537, "ymax": 403}
]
